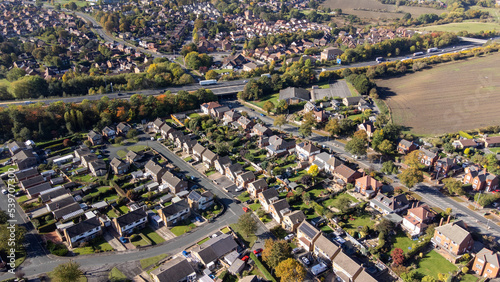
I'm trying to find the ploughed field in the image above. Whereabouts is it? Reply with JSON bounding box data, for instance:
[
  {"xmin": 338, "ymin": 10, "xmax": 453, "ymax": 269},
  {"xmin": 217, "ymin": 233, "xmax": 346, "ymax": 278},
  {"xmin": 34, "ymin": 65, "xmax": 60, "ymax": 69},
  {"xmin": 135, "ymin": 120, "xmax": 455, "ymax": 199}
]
[
  {"xmin": 322, "ymin": 0, "xmax": 443, "ymax": 19},
  {"xmin": 376, "ymin": 54, "xmax": 500, "ymax": 135}
]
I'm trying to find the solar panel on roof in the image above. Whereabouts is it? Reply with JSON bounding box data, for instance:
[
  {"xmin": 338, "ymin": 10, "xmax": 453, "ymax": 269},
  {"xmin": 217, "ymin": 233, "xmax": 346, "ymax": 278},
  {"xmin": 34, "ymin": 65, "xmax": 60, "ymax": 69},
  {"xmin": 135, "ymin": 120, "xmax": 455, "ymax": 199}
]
[{"xmin": 300, "ymin": 222, "xmax": 318, "ymax": 238}]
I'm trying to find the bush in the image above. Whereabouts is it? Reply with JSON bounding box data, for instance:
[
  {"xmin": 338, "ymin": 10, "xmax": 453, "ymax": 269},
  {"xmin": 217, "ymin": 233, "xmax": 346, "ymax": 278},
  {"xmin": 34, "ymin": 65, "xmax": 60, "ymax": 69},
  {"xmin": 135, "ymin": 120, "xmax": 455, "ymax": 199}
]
[
  {"xmin": 462, "ymin": 267, "xmax": 469, "ymax": 274},
  {"xmin": 46, "ymin": 241, "xmax": 68, "ymax": 256}
]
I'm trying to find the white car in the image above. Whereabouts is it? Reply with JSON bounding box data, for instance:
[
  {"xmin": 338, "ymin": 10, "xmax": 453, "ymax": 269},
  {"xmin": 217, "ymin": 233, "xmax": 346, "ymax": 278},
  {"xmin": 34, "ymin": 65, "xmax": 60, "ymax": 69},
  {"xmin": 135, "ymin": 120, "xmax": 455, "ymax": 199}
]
[
  {"xmin": 157, "ymin": 138, "xmax": 165, "ymax": 141},
  {"xmin": 1, "ymin": 189, "xmax": 7, "ymax": 195},
  {"xmin": 301, "ymin": 257, "xmax": 310, "ymax": 265},
  {"xmin": 284, "ymin": 234, "xmax": 294, "ymax": 241}
]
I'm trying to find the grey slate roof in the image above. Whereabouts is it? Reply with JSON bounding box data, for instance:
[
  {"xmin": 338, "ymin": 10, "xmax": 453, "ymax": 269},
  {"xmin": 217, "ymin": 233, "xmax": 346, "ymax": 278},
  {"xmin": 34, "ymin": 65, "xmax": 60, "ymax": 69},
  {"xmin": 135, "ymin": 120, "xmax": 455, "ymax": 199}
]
[
  {"xmin": 279, "ymin": 87, "xmax": 310, "ymax": 101},
  {"xmin": 65, "ymin": 217, "xmax": 100, "ymax": 239},
  {"xmin": 150, "ymin": 257, "xmax": 195, "ymax": 282},
  {"xmin": 160, "ymin": 199, "xmax": 189, "ymax": 217},
  {"xmin": 115, "ymin": 209, "xmax": 147, "ymax": 227}
]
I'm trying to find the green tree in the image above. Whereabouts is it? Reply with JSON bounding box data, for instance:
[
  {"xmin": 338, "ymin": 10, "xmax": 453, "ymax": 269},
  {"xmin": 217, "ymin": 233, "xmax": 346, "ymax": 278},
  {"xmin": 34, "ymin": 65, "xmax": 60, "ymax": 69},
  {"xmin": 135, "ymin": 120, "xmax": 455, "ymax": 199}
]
[
  {"xmin": 378, "ymin": 139, "xmax": 394, "ymax": 155},
  {"xmin": 275, "ymin": 258, "xmax": 306, "ymax": 282},
  {"xmin": 442, "ymin": 178, "xmax": 465, "ymax": 195},
  {"xmin": 299, "ymin": 122, "xmax": 313, "ymax": 138},
  {"xmin": 325, "ymin": 118, "xmax": 341, "ymax": 137},
  {"xmin": 381, "ymin": 161, "xmax": 397, "ymax": 175},
  {"xmin": 262, "ymin": 239, "xmax": 292, "ymax": 268},
  {"xmin": 52, "ymin": 261, "xmax": 83, "ymax": 282},
  {"xmin": 399, "ymin": 167, "xmax": 423, "ymax": 188},
  {"xmin": 205, "ymin": 70, "xmax": 218, "ymax": 80},
  {"xmin": 276, "ymin": 99, "xmax": 288, "ymax": 114},
  {"xmin": 337, "ymin": 197, "xmax": 352, "ymax": 213},
  {"xmin": 273, "ymin": 114, "xmax": 286, "ymax": 130},
  {"xmin": 11, "ymin": 76, "xmax": 49, "ymax": 99},
  {"xmin": 346, "ymin": 137, "xmax": 368, "ymax": 156},
  {"xmin": 262, "ymin": 101, "xmax": 275, "ymax": 114},
  {"xmin": 0, "ymin": 210, "xmax": 8, "ymax": 224},
  {"xmin": 443, "ymin": 143, "xmax": 455, "ymax": 154},
  {"xmin": 401, "ymin": 270, "xmax": 418, "ymax": 282},
  {"xmin": 236, "ymin": 213, "xmax": 257, "ymax": 238}
]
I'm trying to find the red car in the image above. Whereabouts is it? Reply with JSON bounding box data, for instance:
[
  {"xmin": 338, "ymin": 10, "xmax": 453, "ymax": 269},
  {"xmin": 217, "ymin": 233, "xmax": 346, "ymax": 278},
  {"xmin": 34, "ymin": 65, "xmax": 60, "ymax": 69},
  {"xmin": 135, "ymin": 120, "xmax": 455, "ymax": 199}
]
[
  {"xmin": 242, "ymin": 207, "xmax": 250, "ymax": 213},
  {"xmin": 241, "ymin": 255, "xmax": 249, "ymax": 262},
  {"xmin": 253, "ymin": 248, "xmax": 263, "ymax": 255}
]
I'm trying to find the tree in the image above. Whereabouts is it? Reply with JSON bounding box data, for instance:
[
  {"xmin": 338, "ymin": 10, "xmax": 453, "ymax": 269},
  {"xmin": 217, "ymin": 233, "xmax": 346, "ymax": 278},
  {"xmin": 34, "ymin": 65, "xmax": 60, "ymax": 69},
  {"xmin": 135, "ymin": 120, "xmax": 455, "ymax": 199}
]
[
  {"xmin": 378, "ymin": 139, "xmax": 394, "ymax": 155},
  {"xmin": 307, "ymin": 164, "xmax": 319, "ymax": 184},
  {"xmin": 376, "ymin": 218, "xmax": 395, "ymax": 235},
  {"xmin": 399, "ymin": 167, "xmax": 423, "ymax": 188},
  {"xmin": 443, "ymin": 178, "xmax": 465, "ymax": 195},
  {"xmin": 262, "ymin": 239, "xmax": 292, "ymax": 268},
  {"xmin": 443, "ymin": 143, "xmax": 455, "ymax": 154},
  {"xmin": 404, "ymin": 150, "xmax": 423, "ymax": 168},
  {"xmin": 391, "ymin": 248, "xmax": 405, "ymax": 266},
  {"xmin": 381, "ymin": 161, "xmax": 397, "ymax": 175},
  {"xmin": 205, "ymin": 70, "xmax": 218, "ymax": 80},
  {"xmin": 325, "ymin": 118, "xmax": 341, "ymax": 137},
  {"xmin": 274, "ymin": 114, "xmax": 286, "ymax": 130},
  {"xmin": 300, "ymin": 174, "xmax": 312, "ymax": 186},
  {"xmin": 237, "ymin": 213, "xmax": 257, "ymax": 238},
  {"xmin": 299, "ymin": 122, "xmax": 313, "ymax": 138},
  {"xmin": 262, "ymin": 101, "xmax": 275, "ymax": 114},
  {"xmin": 52, "ymin": 261, "xmax": 83, "ymax": 282},
  {"xmin": 0, "ymin": 224, "xmax": 26, "ymax": 253},
  {"xmin": 126, "ymin": 129, "xmax": 139, "ymax": 139},
  {"xmin": 275, "ymin": 258, "xmax": 306, "ymax": 282},
  {"xmin": 0, "ymin": 210, "xmax": 8, "ymax": 224},
  {"xmin": 346, "ymin": 137, "xmax": 367, "ymax": 156},
  {"xmin": 276, "ymin": 99, "xmax": 288, "ymax": 114},
  {"xmin": 337, "ymin": 197, "xmax": 352, "ymax": 213},
  {"xmin": 422, "ymin": 276, "xmax": 437, "ymax": 282},
  {"xmin": 400, "ymin": 270, "xmax": 418, "ymax": 282}
]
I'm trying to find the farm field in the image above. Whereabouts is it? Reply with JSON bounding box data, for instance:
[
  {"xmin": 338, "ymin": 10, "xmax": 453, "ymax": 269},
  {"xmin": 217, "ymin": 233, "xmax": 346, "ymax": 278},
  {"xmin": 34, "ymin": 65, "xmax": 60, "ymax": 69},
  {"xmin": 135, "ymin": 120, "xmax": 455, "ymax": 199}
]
[
  {"xmin": 377, "ymin": 54, "xmax": 500, "ymax": 135},
  {"xmin": 416, "ymin": 21, "xmax": 500, "ymax": 33},
  {"xmin": 322, "ymin": 0, "xmax": 443, "ymax": 19}
]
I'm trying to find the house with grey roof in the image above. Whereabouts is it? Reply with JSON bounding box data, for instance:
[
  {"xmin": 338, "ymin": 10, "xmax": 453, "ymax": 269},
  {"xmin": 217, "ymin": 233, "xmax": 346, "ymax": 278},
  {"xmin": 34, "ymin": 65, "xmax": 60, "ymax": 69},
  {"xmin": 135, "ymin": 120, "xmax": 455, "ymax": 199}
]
[
  {"xmin": 225, "ymin": 163, "xmax": 243, "ymax": 182},
  {"xmin": 236, "ymin": 171, "xmax": 255, "ymax": 189},
  {"xmin": 88, "ymin": 160, "xmax": 107, "ymax": 176},
  {"xmin": 27, "ymin": 182, "xmax": 52, "ymax": 199},
  {"xmin": 110, "ymin": 158, "xmax": 129, "ymax": 175},
  {"xmin": 53, "ymin": 202, "xmax": 84, "ymax": 220},
  {"xmin": 252, "ymin": 124, "xmax": 272, "ymax": 136},
  {"xmin": 192, "ymin": 143, "xmax": 206, "ymax": 162},
  {"xmin": 191, "ymin": 233, "xmax": 239, "ymax": 266},
  {"xmin": 258, "ymin": 188, "xmax": 279, "ymax": 212},
  {"xmin": 269, "ymin": 199, "xmax": 290, "ymax": 223},
  {"xmin": 187, "ymin": 190, "xmax": 214, "ymax": 211},
  {"xmin": 214, "ymin": 156, "xmax": 232, "ymax": 175},
  {"xmin": 112, "ymin": 209, "xmax": 148, "ymax": 236},
  {"xmin": 297, "ymin": 221, "xmax": 321, "ymax": 251},
  {"xmin": 370, "ymin": 194, "xmax": 409, "ymax": 215},
  {"xmin": 161, "ymin": 171, "xmax": 188, "ymax": 194},
  {"xmin": 13, "ymin": 150, "xmax": 37, "ymax": 170},
  {"xmin": 116, "ymin": 122, "xmax": 131, "ymax": 136},
  {"xmin": 247, "ymin": 178, "xmax": 268, "ymax": 198},
  {"xmin": 145, "ymin": 160, "xmax": 167, "ymax": 182},
  {"xmin": 313, "ymin": 234, "xmax": 340, "ymax": 261},
  {"xmin": 158, "ymin": 199, "xmax": 191, "ymax": 227},
  {"xmin": 152, "ymin": 118, "xmax": 165, "ymax": 132},
  {"xmin": 87, "ymin": 130, "xmax": 103, "ymax": 145},
  {"xmin": 150, "ymin": 257, "xmax": 196, "ymax": 282},
  {"xmin": 63, "ymin": 217, "xmax": 102, "ymax": 248},
  {"xmin": 202, "ymin": 149, "xmax": 218, "ymax": 168},
  {"xmin": 282, "ymin": 210, "xmax": 306, "ymax": 233},
  {"xmin": 332, "ymin": 251, "xmax": 376, "ymax": 282}
]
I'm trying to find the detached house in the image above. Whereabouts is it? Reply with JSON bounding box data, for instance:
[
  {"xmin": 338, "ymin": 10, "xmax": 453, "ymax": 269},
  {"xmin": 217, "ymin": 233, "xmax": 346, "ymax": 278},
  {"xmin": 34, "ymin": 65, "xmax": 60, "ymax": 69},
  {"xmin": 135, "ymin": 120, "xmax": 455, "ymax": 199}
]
[
  {"xmin": 236, "ymin": 171, "xmax": 255, "ymax": 189},
  {"xmin": 472, "ymin": 248, "xmax": 500, "ymax": 278},
  {"xmin": 87, "ymin": 130, "xmax": 103, "ymax": 145},
  {"xmin": 432, "ymin": 220, "xmax": 474, "ymax": 262},
  {"xmin": 187, "ymin": 190, "xmax": 214, "ymax": 211},
  {"xmin": 252, "ymin": 124, "xmax": 272, "ymax": 136},
  {"xmin": 354, "ymin": 175, "xmax": 383, "ymax": 197},
  {"xmin": 102, "ymin": 126, "xmax": 116, "ymax": 139},
  {"xmin": 295, "ymin": 142, "xmax": 320, "ymax": 162},
  {"xmin": 225, "ymin": 163, "xmax": 243, "ymax": 182},
  {"xmin": 158, "ymin": 199, "xmax": 191, "ymax": 227},
  {"xmin": 462, "ymin": 165, "xmax": 499, "ymax": 192},
  {"xmin": 88, "ymin": 160, "xmax": 107, "ymax": 177},
  {"xmin": 12, "ymin": 150, "xmax": 37, "ymax": 170},
  {"xmin": 192, "ymin": 233, "xmax": 239, "ymax": 266},
  {"xmin": 282, "ymin": 210, "xmax": 306, "ymax": 233},
  {"xmin": 402, "ymin": 204, "xmax": 435, "ymax": 238},
  {"xmin": 162, "ymin": 171, "xmax": 188, "ymax": 194},
  {"xmin": 484, "ymin": 136, "xmax": 500, "ymax": 148},
  {"xmin": 269, "ymin": 199, "xmax": 291, "ymax": 223},
  {"xmin": 116, "ymin": 122, "xmax": 131, "ymax": 136},
  {"xmin": 266, "ymin": 135, "xmax": 295, "ymax": 157},
  {"xmin": 63, "ymin": 217, "xmax": 102, "ymax": 248},
  {"xmin": 333, "ymin": 165, "xmax": 362, "ymax": 185},
  {"xmin": 258, "ymin": 188, "xmax": 279, "ymax": 212},
  {"xmin": 247, "ymin": 178, "xmax": 268, "ymax": 198},
  {"xmin": 112, "ymin": 209, "xmax": 148, "ymax": 236},
  {"xmin": 110, "ymin": 158, "xmax": 129, "ymax": 175},
  {"xmin": 201, "ymin": 101, "xmax": 222, "ymax": 115},
  {"xmin": 297, "ymin": 221, "xmax": 321, "ymax": 251},
  {"xmin": 370, "ymin": 194, "xmax": 409, "ymax": 215},
  {"xmin": 419, "ymin": 148, "xmax": 438, "ymax": 167},
  {"xmin": 397, "ymin": 139, "xmax": 417, "ymax": 154},
  {"xmin": 237, "ymin": 116, "xmax": 255, "ymax": 131},
  {"xmin": 150, "ymin": 257, "xmax": 196, "ymax": 282}
]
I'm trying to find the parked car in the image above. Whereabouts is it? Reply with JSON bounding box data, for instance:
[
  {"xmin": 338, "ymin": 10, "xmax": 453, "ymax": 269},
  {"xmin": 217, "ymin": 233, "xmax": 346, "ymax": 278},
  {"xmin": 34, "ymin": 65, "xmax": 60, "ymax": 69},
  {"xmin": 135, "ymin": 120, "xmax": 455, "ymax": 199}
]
[
  {"xmin": 253, "ymin": 248, "xmax": 263, "ymax": 255},
  {"xmin": 260, "ymin": 113, "xmax": 265, "ymax": 117},
  {"xmin": 292, "ymin": 247, "xmax": 302, "ymax": 254},
  {"xmin": 301, "ymin": 256, "xmax": 310, "ymax": 265},
  {"xmin": 284, "ymin": 234, "xmax": 294, "ymax": 241},
  {"xmin": 242, "ymin": 207, "xmax": 250, "ymax": 213},
  {"xmin": 241, "ymin": 255, "xmax": 250, "ymax": 262},
  {"xmin": 1, "ymin": 189, "xmax": 7, "ymax": 195},
  {"xmin": 182, "ymin": 251, "xmax": 189, "ymax": 257},
  {"xmin": 119, "ymin": 237, "xmax": 128, "ymax": 243}
]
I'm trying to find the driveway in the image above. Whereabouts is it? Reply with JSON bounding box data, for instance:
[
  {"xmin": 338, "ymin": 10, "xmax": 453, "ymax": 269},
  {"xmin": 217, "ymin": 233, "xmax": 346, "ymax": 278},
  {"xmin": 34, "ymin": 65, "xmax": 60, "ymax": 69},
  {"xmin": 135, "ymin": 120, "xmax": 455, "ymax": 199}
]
[{"xmin": 103, "ymin": 232, "xmax": 126, "ymax": 252}]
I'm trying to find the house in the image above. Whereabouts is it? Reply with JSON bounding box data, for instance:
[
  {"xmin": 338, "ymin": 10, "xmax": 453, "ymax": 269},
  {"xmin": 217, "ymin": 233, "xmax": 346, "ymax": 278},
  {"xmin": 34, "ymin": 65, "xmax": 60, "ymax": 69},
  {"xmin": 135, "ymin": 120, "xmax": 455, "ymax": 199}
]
[
  {"xmin": 279, "ymin": 87, "xmax": 310, "ymax": 104},
  {"xmin": 247, "ymin": 179, "xmax": 268, "ymax": 198},
  {"xmin": 419, "ymin": 148, "xmax": 438, "ymax": 167},
  {"xmin": 258, "ymin": 188, "xmax": 279, "ymax": 212},
  {"xmin": 333, "ymin": 165, "xmax": 362, "ymax": 185},
  {"xmin": 223, "ymin": 110, "xmax": 241, "ymax": 123},
  {"xmin": 162, "ymin": 171, "xmax": 188, "ymax": 194},
  {"xmin": 320, "ymin": 47, "xmax": 343, "ymax": 61},
  {"xmin": 182, "ymin": 140, "xmax": 197, "ymax": 155},
  {"xmin": 116, "ymin": 122, "xmax": 131, "ymax": 136},
  {"xmin": 434, "ymin": 157, "xmax": 456, "ymax": 175},
  {"xmin": 397, "ymin": 139, "xmax": 417, "ymax": 154},
  {"xmin": 214, "ymin": 156, "xmax": 232, "ymax": 175},
  {"xmin": 484, "ymin": 136, "xmax": 500, "ymax": 148},
  {"xmin": 313, "ymin": 110, "xmax": 328, "ymax": 123},
  {"xmin": 402, "ymin": 204, "xmax": 435, "ymax": 238},
  {"xmin": 15, "ymin": 168, "xmax": 39, "ymax": 182},
  {"xmin": 452, "ymin": 139, "xmax": 478, "ymax": 149},
  {"xmin": 46, "ymin": 195, "xmax": 75, "ymax": 212},
  {"xmin": 282, "ymin": 210, "xmax": 306, "ymax": 233},
  {"xmin": 296, "ymin": 221, "xmax": 321, "ymax": 251},
  {"xmin": 370, "ymin": 194, "xmax": 409, "ymax": 215},
  {"xmin": 150, "ymin": 257, "xmax": 196, "ymax": 282},
  {"xmin": 102, "ymin": 126, "xmax": 116, "ymax": 138},
  {"xmin": 144, "ymin": 160, "xmax": 167, "ymax": 182},
  {"xmin": 432, "ymin": 220, "xmax": 474, "ymax": 261},
  {"xmin": 112, "ymin": 209, "xmax": 148, "ymax": 236},
  {"xmin": 152, "ymin": 118, "xmax": 165, "ymax": 132},
  {"xmin": 52, "ymin": 202, "xmax": 84, "ymax": 221},
  {"xmin": 211, "ymin": 106, "xmax": 231, "ymax": 119},
  {"xmin": 269, "ymin": 199, "xmax": 290, "ymax": 223},
  {"xmin": 74, "ymin": 146, "xmax": 92, "ymax": 159},
  {"xmin": 126, "ymin": 150, "xmax": 143, "ymax": 164},
  {"xmin": 313, "ymin": 234, "xmax": 340, "ymax": 261},
  {"xmin": 40, "ymin": 188, "xmax": 70, "ymax": 203},
  {"xmin": 26, "ymin": 181, "xmax": 51, "ymax": 198},
  {"xmin": 63, "ymin": 217, "xmax": 102, "ymax": 248},
  {"xmin": 472, "ymin": 248, "xmax": 500, "ymax": 278},
  {"xmin": 311, "ymin": 152, "xmax": 339, "ymax": 172},
  {"xmin": 110, "ymin": 158, "xmax": 129, "ymax": 175},
  {"xmin": 357, "ymin": 121, "xmax": 375, "ymax": 138},
  {"xmin": 87, "ymin": 130, "xmax": 103, "ymax": 145},
  {"xmin": 236, "ymin": 171, "xmax": 256, "ymax": 189},
  {"xmin": 202, "ymin": 149, "xmax": 218, "ymax": 168},
  {"xmin": 7, "ymin": 141, "xmax": 26, "ymax": 155},
  {"xmin": 332, "ymin": 251, "xmax": 375, "ymax": 282},
  {"xmin": 191, "ymin": 233, "xmax": 239, "ymax": 266},
  {"xmin": 158, "ymin": 199, "xmax": 191, "ymax": 226},
  {"xmin": 88, "ymin": 160, "xmax": 107, "ymax": 176},
  {"xmin": 342, "ymin": 96, "xmax": 364, "ymax": 107},
  {"xmin": 192, "ymin": 143, "xmax": 206, "ymax": 162},
  {"xmin": 243, "ymin": 62, "xmax": 259, "ymax": 71},
  {"xmin": 252, "ymin": 124, "xmax": 272, "ymax": 136},
  {"xmin": 160, "ymin": 124, "xmax": 175, "ymax": 139},
  {"xmin": 237, "ymin": 116, "xmax": 255, "ymax": 130},
  {"xmin": 462, "ymin": 166, "xmax": 499, "ymax": 192},
  {"xmin": 201, "ymin": 101, "xmax": 222, "ymax": 115},
  {"xmin": 225, "ymin": 163, "xmax": 244, "ymax": 182},
  {"xmin": 12, "ymin": 150, "xmax": 37, "ymax": 170},
  {"xmin": 266, "ymin": 136, "xmax": 295, "ymax": 157},
  {"xmin": 354, "ymin": 175, "xmax": 383, "ymax": 197},
  {"xmin": 20, "ymin": 175, "xmax": 45, "ymax": 190},
  {"xmin": 295, "ymin": 142, "xmax": 320, "ymax": 162},
  {"xmin": 187, "ymin": 190, "xmax": 214, "ymax": 211}
]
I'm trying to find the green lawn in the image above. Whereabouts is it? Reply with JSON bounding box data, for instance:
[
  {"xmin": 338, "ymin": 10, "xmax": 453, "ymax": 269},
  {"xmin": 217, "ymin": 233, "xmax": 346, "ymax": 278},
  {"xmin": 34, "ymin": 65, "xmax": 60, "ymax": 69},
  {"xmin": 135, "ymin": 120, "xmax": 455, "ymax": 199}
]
[
  {"xmin": 289, "ymin": 169, "xmax": 307, "ymax": 182},
  {"xmin": 230, "ymin": 223, "xmax": 257, "ymax": 247},
  {"xmin": 72, "ymin": 173, "xmax": 96, "ymax": 183},
  {"xmin": 189, "ymin": 113, "xmax": 200, "ymax": 119},
  {"xmin": 142, "ymin": 227, "xmax": 165, "ymax": 245},
  {"xmin": 238, "ymin": 192, "xmax": 251, "ymax": 203},
  {"xmin": 249, "ymin": 92, "xmax": 280, "ymax": 110},
  {"xmin": 109, "ymin": 267, "xmax": 128, "ymax": 281},
  {"xmin": 171, "ymin": 223, "xmax": 196, "ymax": 236},
  {"xmin": 72, "ymin": 238, "xmax": 113, "ymax": 254},
  {"xmin": 348, "ymin": 113, "xmax": 364, "ymax": 121},
  {"xmin": 346, "ymin": 81, "xmax": 360, "ymax": 96},
  {"xmin": 250, "ymin": 253, "xmax": 277, "ymax": 282},
  {"xmin": 460, "ymin": 274, "xmax": 478, "ymax": 282},
  {"xmin": 184, "ymin": 157, "xmax": 193, "ymax": 162},
  {"xmin": 291, "ymin": 202, "xmax": 316, "ymax": 219},
  {"xmin": 16, "ymin": 195, "xmax": 28, "ymax": 203},
  {"xmin": 0, "ymin": 165, "xmax": 16, "ymax": 174},
  {"xmin": 416, "ymin": 250, "xmax": 457, "ymax": 279},
  {"xmin": 308, "ymin": 188, "xmax": 327, "ymax": 198},
  {"xmin": 221, "ymin": 227, "xmax": 231, "ymax": 234},
  {"xmin": 128, "ymin": 145, "xmax": 148, "ymax": 152},
  {"xmin": 488, "ymin": 147, "xmax": 500, "ymax": 154},
  {"xmin": 321, "ymin": 225, "xmax": 333, "ymax": 233},
  {"xmin": 416, "ymin": 21, "xmax": 500, "ymax": 33},
  {"xmin": 140, "ymin": 254, "xmax": 168, "ymax": 269},
  {"xmin": 56, "ymin": 0, "xmax": 89, "ymax": 7},
  {"xmin": 322, "ymin": 193, "xmax": 358, "ymax": 209},
  {"xmin": 390, "ymin": 232, "xmax": 416, "ymax": 254},
  {"xmin": 343, "ymin": 213, "xmax": 375, "ymax": 234},
  {"xmin": 131, "ymin": 234, "xmax": 151, "ymax": 248},
  {"xmin": 215, "ymin": 68, "xmax": 234, "ymax": 74},
  {"xmin": 249, "ymin": 203, "xmax": 261, "ymax": 211},
  {"xmin": 116, "ymin": 150, "xmax": 128, "ymax": 158},
  {"xmin": 117, "ymin": 205, "xmax": 129, "ymax": 214},
  {"xmin": 206, "ymin": 170, "xmax": 216, "ymax": 176},
  {"xmin": 72, "ymin": 246, "xmax": 95, "ymax": 255},
  {"xmin": 106, "ymin": 209, "xmax": 119, "ymax": 218},
  {"xmin": 197, "ymin": 237, "xmax": 210, "ymax": 245},
  {"xmin": 245, "ymin": 165, "xmax": 257, "ymax": 172}
]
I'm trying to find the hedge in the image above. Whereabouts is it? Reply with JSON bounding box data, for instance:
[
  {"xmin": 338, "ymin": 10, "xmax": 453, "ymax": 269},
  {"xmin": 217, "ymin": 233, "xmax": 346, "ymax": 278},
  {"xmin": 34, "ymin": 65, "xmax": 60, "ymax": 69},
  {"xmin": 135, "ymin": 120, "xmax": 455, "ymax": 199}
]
[
  {"xmin": 46, "ymin": 241, "xmax": 68, "ymax": 256},
  {"xmin": 250, "ymin": 253, "xmax": 276, "ymax": 282},
  {"xmin": 38, "ymin": 222, "xmax": 57, "ymax": 233}
]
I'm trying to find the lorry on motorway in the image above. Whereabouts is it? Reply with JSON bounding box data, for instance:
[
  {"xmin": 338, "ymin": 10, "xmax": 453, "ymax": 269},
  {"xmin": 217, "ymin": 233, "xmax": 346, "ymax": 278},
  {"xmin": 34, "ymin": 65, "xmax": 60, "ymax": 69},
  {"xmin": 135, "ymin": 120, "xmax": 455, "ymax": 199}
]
[
  {"xmin": 427, "ymin": 47, "xmax": 439, "ymax": 53},
  {"xmin": 199, "ymin": 79, "xmax": 217, "ymax": 86}
]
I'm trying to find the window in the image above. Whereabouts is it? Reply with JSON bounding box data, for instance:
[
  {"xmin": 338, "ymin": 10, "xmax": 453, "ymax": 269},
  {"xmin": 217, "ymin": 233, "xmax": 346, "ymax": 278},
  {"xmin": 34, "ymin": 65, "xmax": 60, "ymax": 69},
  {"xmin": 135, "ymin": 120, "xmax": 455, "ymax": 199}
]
[
  {"xmin": 487, "ymin": 269, "xmax": 492, "ymax": 273},
  {"xmin": 476, "ymin": 264, "xmax": 482, "ymax": 269}
]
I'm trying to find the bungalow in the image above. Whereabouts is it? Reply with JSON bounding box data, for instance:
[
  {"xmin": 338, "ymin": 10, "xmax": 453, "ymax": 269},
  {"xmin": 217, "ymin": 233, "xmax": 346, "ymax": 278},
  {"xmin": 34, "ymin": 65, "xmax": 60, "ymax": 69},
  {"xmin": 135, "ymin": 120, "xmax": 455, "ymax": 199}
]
[
  {"xmin": 397, "ymin": 139, "xmax": 417, "ymax": 154},
  {"xmin": 12, "ymin": 150, "xmax": 37, "ymax": 170},
  {"xmin": 144, "ymin": 160, "xmax": 167, "ymax": 183},
  {"xmin": 370, "ymin": 194, "xmax": 409, "ymax": 215},
  {"xmin": 452, "ymin": 139, "xmax": 478, "ymax": 149},
  {"xmin": 484, "ymin": 136, "xmax": 500, "ymax": 148},
  {"xmin": 225, "ymin": 163, "xmax": 243, "ymax": 182},
  {"xmin": 192, "ymin": 143, "xmax": 206, "ymax": 162},
  {"xmin": 110, "ymin": 158, "xmax": 129, "ymax": 175},
  {"xmin": 279, "ymin": 87, "xmax": 310, "ymax": 104},
  {"xmin": 247, "ymin": 179, "xmax": 268, "ymax": 198},
  {"xmin": 46, "ymin": 195, "xmax": 75, "ymax": 212},
  {"xmin": 191, "ymin": 233, "xmax": 239, "ymax": 266},
  {"xmin": 214, "ymin": 156, "xmax": 232, "ymax": 175},
  {"xmin": 112, "ymin": 209, "xmax": 148, "ymax": 236},
  {"xmin": 87, "ymin": 130, "xmax": 103, "ymax": 145},
  {"xmin": 202, "ymin": 149, "xmax": 218, "ymax": 168},
  {"xmin": 116, "ymin": 122, "xmax": 131, "ymax": 136},
  {"xmin": 296, "ymin": 221, "xmax": 320, "ymax": 251},
  {"xmin": 333, "ymin": 164, "xmax": 362, "ymax": 185},
  {"xmin": 237, "ymin": 116, "xmax": 255, "ymax": 131},
  {"xmin": 158, "ymin": 199, "xmax": 191, "ymax": 226},
  {"xmin": 150, "ymin": 257, "xmax": 196, "ymax": 282},
  {"xmin": 88, "ymin": 160, "xmax": 107, "ymax": 176},
  {"xmin": 432, "ymin": 220, "xmax": 474, "ymax": 261},
  {"xmin": 354, "ymin": 175, "xmax": 383, "ymax": 197},
  {"xmin": 20, "ymin": 175, "xmax": 45, "ymax": 190},
  {"xmin": 462, "ymin": 165, "xmax": 499, "ymax": 192},
  {"xmin": 201, "ymin": 101, "xmax": 222, "ymax": 115},
  {"xmin": 295, "ymin": 142, "xmax": 320, "ymax": 162},
  {"xmin": 282, "ymin": 210, "xmax": 306, "ymax": 233},
  {"xmin": 313, "ymin": 234, "xmax": 340, "ymax": 262},
  {"xmin": 187, "ymin": 190, "xmax": 214, "ymax": 211},
  {"xmin": 102, "ymin": 126, "xmax": 116, "ymax": 139},
  {"xmin": 236, "ymin": 171, "xmax": 255, "ymax": 189},
  {"xmin": 252, "ymin": 124, "xmax": 272, "ymax": 136},
  {"xmin": 27, "ymin": 182, "xmax": 52, "ymax": 198},
  {"xmin": 161, "ymin": 171, "xmax": 188, "ymax": 194},
  {"xmin": 52, "ymin": 202, "xmax": 84, "ymax": 221},
  {"xmin": 472, "ymin": 248, "xmax": 500, "ymax": 278},
  {"xmin": 63, "ymin": 217, "xmax": 102, "ymax": 248},
  {"xmin": 15, "ymin": 168, "xmax": 39, "ymax": 182},
  {"xmin": 269, "ymin": 199, "xmax": 290, "ymax": 223},
  {"xmin": 258, "ymin": 188, "xmax": 279, "ymax": 212},
  {"xmin": 402, "ymin": 204, "xmax": 434, "ymax": 238}
]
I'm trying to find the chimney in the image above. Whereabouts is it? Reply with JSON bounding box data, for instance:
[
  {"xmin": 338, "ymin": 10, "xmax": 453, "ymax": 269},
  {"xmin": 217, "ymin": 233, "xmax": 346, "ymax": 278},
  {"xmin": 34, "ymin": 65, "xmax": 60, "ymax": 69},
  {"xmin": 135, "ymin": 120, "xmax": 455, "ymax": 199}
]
[
  {"xmin": 446, "ymin": 215, "xmax": 451, "ymax": 225},
  {"xmin": 439, "ymin": 217, "xmax": 444, "ymax": 226}
]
